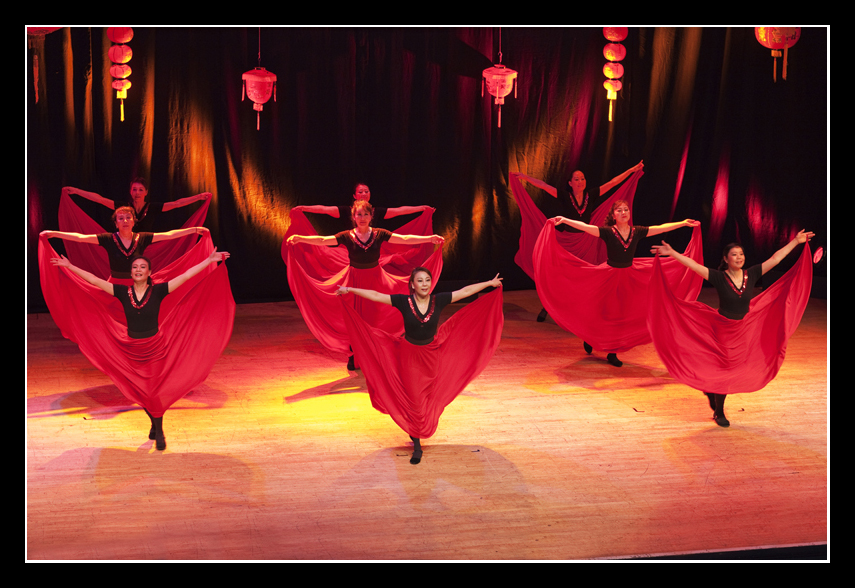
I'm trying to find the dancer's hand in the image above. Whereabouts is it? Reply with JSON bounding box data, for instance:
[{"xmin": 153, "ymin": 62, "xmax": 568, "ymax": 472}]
[
  {"xmin": 796, "ymin": 230, "xmax": 815, "ymax": 244},
  {"xmin": 684, "ymin": 219, "xmax": 700, "ymax": 227},
  {"xmin": 651, "ymin": 241, "xmax": 674, "ymax": 257},
  {"xmin": 488, "ymin": 273, "xmax": 503, "ymax": 288},
  {"xmin": 208, "ymin": 249, "xmax": 230, "ymax": 263},
  {"xmin": 50, "ymin": 254, "xmax": 71, "ymax": 268},
  {"xmin": 335, "ymin": 286, "xmax": 349, "ymax": 296},
  {"xmin": 430, "ymin": 235, "xmax": 444, "ymax": 245}
]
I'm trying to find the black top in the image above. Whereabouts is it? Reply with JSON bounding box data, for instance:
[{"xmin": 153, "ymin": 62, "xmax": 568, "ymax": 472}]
[
  {"xmin": 706, "ymin": 265, "xmax": 763, "ymax": 320},
  {"xmin": 97, "ymin": 232, "xmax": 155, "ymax": 279},
  {"xmin": 112, "ymin": 282, "xmax": 170, "ymax": 338},
  {"xmin": 390, "ymin": 292, "xmax": 453, "ymax": 345},
  {"xmin": 598, "ymin": 225, "xmax": 649, "ymax": 268},
  {"xmin": 552, "ymin": 185, "xmax": 605, "ymax": 232},
  {"xmin": 334, "ymin": 228, "xmax": 392, "ymax": 268}
]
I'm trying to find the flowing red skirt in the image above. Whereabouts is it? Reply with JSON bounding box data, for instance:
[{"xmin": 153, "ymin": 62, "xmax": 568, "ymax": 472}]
[
  {"xmin": 282, "ymin": 208, "xmax": 443, "ymax": 356},
  {"xmin": 38, "ymin": 234, "xmax": 235, "ymax": 417},
  {"xmin": 58, "ymin": 189, "xmax": 210, "ymax": 278},
  {"xmin": 341, "ymin": 289, "xmax": 504, "ymax": 439},
  {"xmin": 533, "ymin": 221, "xmax": 703, "ymax": 353},
  {"xmin": 508, "ymin": 170, "xmax": 643, "ymax": 279},
  {"xmin": 647, "ymin": 245, "xmax": 813, "ymax": 394}
]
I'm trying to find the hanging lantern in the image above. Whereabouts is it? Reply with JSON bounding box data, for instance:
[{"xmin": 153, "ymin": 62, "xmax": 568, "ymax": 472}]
[
  {"xmin": 755, "ymin": 27, "xmax": 801, "ymax": 82},
  {"xmin": 107, "ymin": 27, "xmax": 133, "ymax": 122},
  {"xmin": 242, "ymin": 67, "xmax": 277, "ymax": 130},
  {"xmin": 482, "ymin": 64, "xmax": 518, "ymax": 128},
  {"xmin": 27, "ymin": 27, "xmax": 62, "ymax": 103},
  {"xmin": 242, "ymin": 28, "xmax": 277, "ymax": 131},
  {"xmin": 603, "ymin": 28, "xmax": 628, "ymax": 122}
]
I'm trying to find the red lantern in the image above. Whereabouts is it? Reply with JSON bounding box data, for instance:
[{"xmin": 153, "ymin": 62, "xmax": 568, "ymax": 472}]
[
  {"xmin": 482, "ymin": 64, "xmax": 518, "ymax": 128},
  {"xmin": 603, "ymin": 28, "xmax": 628, "ymax": 122},
  {"xmin": 107, "ymin": 27, "xmax": 133, "ymax": 121},
  {"xmin": 603, "ymin": 27, "xmax": 628, "ymax": 42},
  {"xmin": 27, "ymin": 27, "xmax": 62, "ymax": 103},
  {"xmin": 603, "ymin": 42, "xmax": 627, "ymax": 62},
  {"xmin": 603, "ymin": 62, "xmax": 624, "ymax": 80},
  {"xmin": 108, "ymin": 44, "xmax": 132, "ymax": 64},
  {"xmin": 755, "ymin": 27, "xmax": 801, "ymax": 81},
  {"xmin": 107, "ymin": 27, "xmax": 134, "ymax": 44},
  {"xmin": 242, "ymin": 67, "xmax": 277, "ymax": 130}
]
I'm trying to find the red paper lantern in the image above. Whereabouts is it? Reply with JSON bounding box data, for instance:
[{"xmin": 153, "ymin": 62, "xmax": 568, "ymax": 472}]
[
  {"xmin": 27, "ymin": 27, "xmax": 63, "ymax": 103},
  {"xmin": 603, "ymin": 42, "xmax": 627, "ymax": 62},
  {"xmin": 755, "ymin": 27, "xmax": 801, "ymax": 81},
  {"xmin": 603, "ymin": 27, "xmax": 628, "ymax": 42},
  {"xmin": 109, "ymin": 63, "xmax": 131, "ymax": 79},
  {"xmin": 108, "ymin": 44, "xmax": 133, "ymax": 64},
  {"xmin": 107, "ymin": 27, "xmax": 134, "ymax": 121},
  {"xmin": 242, "ymin": 67, "xmax": 277, "ymax": 130},
  {"xmin": 107, "ymin": 27, "xmax": 134, "ymax": 44},
  {"xmin": 482, "ymin": 63, "xmax": 518, "ymax": 128},
  {"xmin": 603, "ymin": 62, "xmax": 624, "ymax": 79},
  {"xmin": 603, "ymin": 28, "xmax": 628, "ymax": 122}
]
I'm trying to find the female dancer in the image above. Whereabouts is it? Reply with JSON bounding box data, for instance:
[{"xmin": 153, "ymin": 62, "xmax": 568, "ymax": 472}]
[
  {"xmin": 286, "ymin": 199, "xmax": 444, "ymax": 370},
  {"xmin": 534, "ymin": 200, "xmax": 702, "ymax": 367},
  {"xmin": 59, "ymin": 181, "xmax": 211, "ymax": 277},
  {"xmin": 649, "ymin": 231, "xmax": 815, "ymax": 426},
  {"xmin": 41, "ymin": 242, "xmax": 234, "ymax": 450},
  {"xmin": 283, "ymin": 183, "xmax": 436, "ymax": 279},
  {"xmin": 510, "ymin": 161, "xmax": 643, "ymax": 321},
  {"xmin": 337, "ymin": 267, "xmax": 504, "ymax": 464},
  {"xmin": 42, "ymin": 206, "xmax": 208, "ymax": 281},
  {"xmin": 63, "ymin": 178, "xmax": 211, "ymax": 233}
]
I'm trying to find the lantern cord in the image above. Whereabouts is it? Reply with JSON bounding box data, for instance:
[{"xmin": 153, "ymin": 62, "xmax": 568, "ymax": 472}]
[
  {"xmin": 257, "ymin": 27, "xmax": 262, "ymax": 67},
  {"xmin": 497, "ymin": 28, "xmax": 503, "ymax": 64}
]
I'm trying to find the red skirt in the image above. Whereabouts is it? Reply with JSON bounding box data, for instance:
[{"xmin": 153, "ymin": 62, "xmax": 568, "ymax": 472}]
[
  {"xmin": 533, "ymin": 221, "xmax": 703, "ymax": 353},
  {"xmin": 38, "ymin": 234, "xmax": 235, "ymax": 417},
  {"xmin": 341, "ymin": 288, "xmax": 504, "ymax": 439},
  {"xmin": 282, "ymin": 208, "xmax": 443, "ymax": 356},
  {"xmin": 58, "ymin": 189, "xmax": 210, "ymax": 279},
  {"xmin": 508, "ymin": 171, "xmax": 643, "ymax": 279},
  {"xmin": 647, "ymin": 245, "xmax": 813, "ymax": 394}
]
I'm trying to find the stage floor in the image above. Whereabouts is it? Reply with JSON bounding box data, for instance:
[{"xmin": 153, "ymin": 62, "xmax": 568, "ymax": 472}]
[{"xmin": 26, "ymin": 289, "xmax": 828, "ymax": 561}]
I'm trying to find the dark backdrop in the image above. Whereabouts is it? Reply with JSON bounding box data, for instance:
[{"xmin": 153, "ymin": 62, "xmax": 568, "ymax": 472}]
[{"xmin": 26, "ymin": 27, "xmax": 827, "ymax": 310}]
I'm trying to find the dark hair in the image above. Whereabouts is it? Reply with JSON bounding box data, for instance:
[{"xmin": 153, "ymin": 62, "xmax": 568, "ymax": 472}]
[
  {"xmin": 350, "ymin": 199, "xmax": 374, "ymax": 226},
  {"xmin": 718, "ymin": 243, "xmax": 744, "ymax": 271},
  {"xmin": 604, "ymin": 199, "xmax": 630, "ymax": 227},
  {"xmin": 131, "ymin": 255, "xmax": 154, "ymax": 285},
  {"xmin": 130, "ymin": 177, "xmax": 148, "ymax": 191},
  {"xmin": 352, "ymin": 183, "xmax": 370, "ymax": 196},
  {"xmin": 408, "ymin": 266, "xmax": 433, "ymax": 294},
  {"xmin": 112, "ymin": 205, "xmax": 137, "ymax": 225}
]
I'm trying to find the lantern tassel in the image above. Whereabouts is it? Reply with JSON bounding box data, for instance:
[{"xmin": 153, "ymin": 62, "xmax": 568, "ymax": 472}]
[
  {"xmin": 783, "ymin": 46, "xmax": 789, "ymax": 81},
  {"xmin": 120, "ymin": 100, "xmax": 125, "ymax": 122}
]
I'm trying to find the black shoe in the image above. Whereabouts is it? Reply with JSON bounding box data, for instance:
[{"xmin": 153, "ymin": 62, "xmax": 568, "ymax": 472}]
[
  {"xmin": 149, "ymin": 426, "xmax": 156, "ymax": 441},
  {"xmin": 536, "ymin": 308, "xmax": 548, "ymax": 322},
  {"xmin": 714, "ymin": 414, "xmax": 730, "ymax": 428},
  {"xmin": 347, "ymin": 356, "xmax": 356, "ymax": 371},
  {"xmin": 583, "ymin": 342, "xmax": 593, "ymax": 355},
  {"xmin": 155, "ymin": 430, "xmax": 167, "ymax": 450},
  {"xmin": 410, "ymin": 450, "xmax": 423, "ymax": 465},
  {"xmin": 607, "ymin": 353, "xmax": 623, "ymax": 367}
]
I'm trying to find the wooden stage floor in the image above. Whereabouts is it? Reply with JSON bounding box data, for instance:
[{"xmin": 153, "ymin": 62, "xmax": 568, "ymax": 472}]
[{"xmin": 26, "ymin": 289, "xmax": 828, "ymax": 561}]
